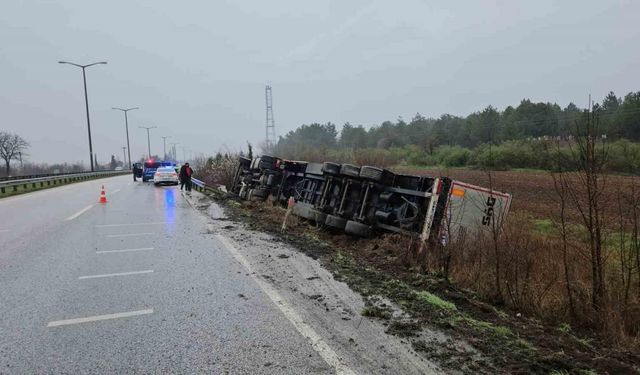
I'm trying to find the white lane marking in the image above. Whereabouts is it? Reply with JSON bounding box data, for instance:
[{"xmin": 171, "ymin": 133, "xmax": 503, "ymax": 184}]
[
  {"xmin": 104, "ymin": 233, "xmax": 154, "ymax": 238},
  {"xmin": 96, "ymin": 247, "xmax": 154, "ymax": 254},
  {"xmin": 0, "ymin": 229, "xmax": 9, "ymax": 233},
  {"xmin": 96, "ymin": 222, "xmax": 167, "ymax": 228},
  {"xmin": 47, "ymin": 309, "xmax": 153, "ymax": 327},
  {"xmin": 215, "ymin": 235, "xmax": 356, "ymax": 375},
  {"xmin": 78, "ymin": 270, "xmax": 154, "ymax": 280},
  {"xmin": 65, "ymin": 204, "xmax": 95, "ymax": 221},
  {"xmin": 111, "ymin": 188, "xmax": 121, "ymax": 195}
]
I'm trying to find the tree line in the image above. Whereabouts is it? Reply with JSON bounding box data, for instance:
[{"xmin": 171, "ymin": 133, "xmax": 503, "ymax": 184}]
[{"xmin": 274, "ymin": 91, "xmax": 640, "ymax": 164}]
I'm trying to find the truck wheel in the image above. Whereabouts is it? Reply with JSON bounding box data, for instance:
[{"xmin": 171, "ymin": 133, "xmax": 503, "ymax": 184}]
[
  {"xmin": 325, "ymin": 214, "xmax": 347, "ymax": 230},
  {"xmin": 322, "ymin": 162, "xmax": 342, "ymax": 176},
  {"xmin": 340, "ymin": 164, "xmax": 360, "ymax": 178},
  {"xmin": 252, "ymin": 188, "xmax": 268, "ymax": 198},
  {"xmin": 311, "ymin": 209, "xmax": 327, "ymax": 224},
  {"xmin": 360, "ymin": 166, "xmax": 394, "ymax": 185},
  {"xmin": 293, "ymin": 202, "xmax": 315, "ymax": 220},
  {"xmin": 248, "ymin": 189, "xmax": 266, "ymax": 202},
  {"xmin": 345, "ymin": 220, "xmax": 372, "ymax": 238}
]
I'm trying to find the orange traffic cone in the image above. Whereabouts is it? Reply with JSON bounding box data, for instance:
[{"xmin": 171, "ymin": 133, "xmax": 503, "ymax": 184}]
[{"xmin": 99, "ymin": 185, "xmax": 107, "ymax": 203}]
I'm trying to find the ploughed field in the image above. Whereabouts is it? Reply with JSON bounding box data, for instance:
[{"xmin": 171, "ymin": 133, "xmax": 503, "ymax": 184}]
[{"xmin": 395, "ymin": 166, "xmax": 637, "ymax": 224}]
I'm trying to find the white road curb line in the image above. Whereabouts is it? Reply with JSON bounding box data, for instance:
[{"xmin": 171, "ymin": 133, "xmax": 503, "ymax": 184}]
[{"xmin": 215, "ymin": 234, "xmax": 357, "ymax": 375}]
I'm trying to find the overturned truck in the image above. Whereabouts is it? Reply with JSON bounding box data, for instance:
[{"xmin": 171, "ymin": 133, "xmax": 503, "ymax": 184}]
[{"xmin": 231, "ymin": 155, "xmax": 512, "ymax": 245}]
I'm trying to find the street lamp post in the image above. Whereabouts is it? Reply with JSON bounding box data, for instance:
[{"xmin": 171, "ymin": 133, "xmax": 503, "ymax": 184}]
[
  {"xmin": 58, "ymin": 60, "xmax": 107, "ymax": 172},
  {"xmin": 170, "ymin": 142, "xmax": 179, "ymax": 161},
  {"xmin": 139, "ymin": 126, "xmax": 157, "ymax": 159},
  {"xmin": 121, "ymin": 147, "xmax": 127, "ymax": 168},
  {"xmin": 112, "ymin": 107, "xmax": 139, "ymax": 169},
  {"xmin": 161, "ymin": 136, "xmax": 171, "ymax": 160}
]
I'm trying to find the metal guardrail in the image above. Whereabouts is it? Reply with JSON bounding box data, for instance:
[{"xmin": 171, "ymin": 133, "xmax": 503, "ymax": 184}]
[
  {"xmin": 0, "ymin": 170, "xmax": 129, "ymax": 198},
  {"xmin": 0, "ymin": 169, "xmax": 128, "ymax": 182},
  {"xmin": 191, "ymin": 178, "xmax": 228, "ymax": 197}
]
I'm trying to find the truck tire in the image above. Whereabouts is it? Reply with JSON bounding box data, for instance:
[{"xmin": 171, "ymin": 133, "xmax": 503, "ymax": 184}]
[
  {"xmin": 340, "ymin": 164, "xmax": 361, "ymax": 178},
  {"xmin": 293, "ymin": 202, "xmax": 315, "ymax": 220},
  {"xmin": 360, "ymin": 166, "xmax": 394, "ymax": 185},
  {"xmin": 322, "ymin": 162, "xmax": 342, "ymax": 176},
  {"xmin": 252, "ymin": 188, "xmax": 268, "ymax": 198},
  {"xmin": 325, "ymin": 214, "xmax": 347, "ymax": 230},
  {"xmin": 258, "ymin": 155, "xmax": 278, "ymax": 170},
  {"xmin": 248, "ymin": 189, "xmax": 266, "ymax": 202},
  {"xmin": 345, "ymin": 220, "xmax": 372, "ymax": 238},
  {"xmin": 311, "ymin": 209, "xmax": 327, "ymax": 225},
  {"xmin": 304, "ymin": 163, "xmax": 324, "ymax": 176},
  {"xmin": 238, "ymin": 157, "xmax": 252, "ymax": 168}
]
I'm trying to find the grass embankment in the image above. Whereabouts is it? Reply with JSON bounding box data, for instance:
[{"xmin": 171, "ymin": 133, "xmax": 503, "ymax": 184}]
[{"xmin": 198, "ymin": 192, "xmax": 638, "ymax": 374}]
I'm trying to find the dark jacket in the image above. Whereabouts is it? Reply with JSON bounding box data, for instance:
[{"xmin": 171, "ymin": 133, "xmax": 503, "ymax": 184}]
[{"xmin": 179, "ymin": 165, "xmax": 193, "ymax": 180}]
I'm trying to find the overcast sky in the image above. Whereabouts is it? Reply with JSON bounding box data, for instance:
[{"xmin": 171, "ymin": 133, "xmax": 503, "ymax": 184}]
[{"xmin": 1, "ymin": 0, "xmax": 638, "ymax": 164}]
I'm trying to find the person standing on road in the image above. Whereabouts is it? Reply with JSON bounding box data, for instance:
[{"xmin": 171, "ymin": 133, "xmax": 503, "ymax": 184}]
[
  {"xmin": 132, "ymin": 163, "xmax": 140, "ymax": 181},
  {"xmin": 179, "ymin": 163, "xmax": 193, "ymax": 193}
]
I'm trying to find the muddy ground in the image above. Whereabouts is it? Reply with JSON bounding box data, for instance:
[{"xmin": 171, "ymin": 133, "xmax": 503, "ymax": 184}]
[{"xmin": 197, "ymin": 190, "xmax": 639, "ymax": 374}]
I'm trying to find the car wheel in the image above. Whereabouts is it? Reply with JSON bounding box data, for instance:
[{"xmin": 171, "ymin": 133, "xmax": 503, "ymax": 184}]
[
  {"xmin": 325, "ymin": 214, "xmax": 347, "ymax": 229},
  {"xmin": 345, "ymin": 220, "xmax": 372, "ymax": 238},
  {"xmin": 340, "ymin": 164, "xmax": 360, "ymax": 178}
]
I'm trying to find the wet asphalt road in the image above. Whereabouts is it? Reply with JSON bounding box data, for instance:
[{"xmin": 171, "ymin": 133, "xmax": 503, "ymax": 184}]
[{"xmin": 0, "ymin": 176, "xmax": 335, "ymax": 373}]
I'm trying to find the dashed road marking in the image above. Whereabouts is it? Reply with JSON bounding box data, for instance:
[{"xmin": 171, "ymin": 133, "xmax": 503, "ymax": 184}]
[
  {"xmin": 47, "ymin": 309, "xmax": 153, "ymax": 327},
  {"xmin": 96, "ymin": 247, "xmax": 154, "ymax": 254},
  {"xmin": 215, "ymin": 234, "xmax": 356, "ymax": 375},
  {"xmin": 65, "ymin": 204, "xmax": 95, "ymax": 221},
  {"xmin": 96, "ymin": 222, "xmax": 167, "ymax": 228},
  {"xmin": 110, "ymin": 188, "xmax": 121, "ymax": 195},
  {"xmin": 104, "ymin": 233, "xmax": 154, "ymax": 238},
  {"xmin": 78, "ymin": 270, "xmax": 154, "ymax": 280}
]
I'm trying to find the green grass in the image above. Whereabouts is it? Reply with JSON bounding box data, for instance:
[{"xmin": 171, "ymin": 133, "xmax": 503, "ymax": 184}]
[
  {"xmin": 415, "ymin": 290, "xmax": 457, "ymax": 311},
  {"xmin": 462, "ymin": 316, "xmax": 513, "ymax": 338},
  {"xmin": 533, "ymin": 219, "xmax": 556, "ymax": 235},
  {"xmin": 393, "ymin": 165, "xmax": 549, "ymax": 173},
  {"xmin": 558, "ymin": 322, "xmax": 572, "ymax": 333}
]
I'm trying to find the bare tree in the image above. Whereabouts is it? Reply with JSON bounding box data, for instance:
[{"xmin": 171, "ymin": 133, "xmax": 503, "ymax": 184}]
[
  {"xmin": 548, "ymin": 143, "xmax": 577, "ymax": 321},
  {"xmin": 0, "ymin": 131, "xmax": 29, "ymax": 176},
  {"xmin": 549, "ymin": 108, "xmax": 610, "ymax": 318}
]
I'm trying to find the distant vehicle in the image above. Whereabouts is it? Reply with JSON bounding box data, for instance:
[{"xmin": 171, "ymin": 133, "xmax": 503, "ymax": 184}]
[
  {"xmin": 153, "ymin": 166, "xmax": 179, "ymax": 186},
  {"xmin": 142, "ymin": 160, "xmax": 172, "ymax": 182},
  {"xmin": 114, "ymin": 166, "xmax": 123, "ymax": 171}
]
